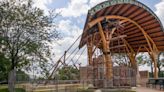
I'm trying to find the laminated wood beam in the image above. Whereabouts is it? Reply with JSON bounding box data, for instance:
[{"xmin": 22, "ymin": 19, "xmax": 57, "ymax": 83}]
[
  {"xmin": 89, "ymin": 15, "xmax": 159, "ymax": 78},
  {"xmin": 98, "ymin": 22, "xmax": 115, "ymax": 82},
  {"xmin": 110, "ymin": 35, "xmax": 127, "ymax": 41},
  {"xmin": 110, "ymin": 44, "xmax": 126, "ymax": 49},
  {"xmin": 87, "ymin": 37, "xmax": 93, "ymax": 65}
]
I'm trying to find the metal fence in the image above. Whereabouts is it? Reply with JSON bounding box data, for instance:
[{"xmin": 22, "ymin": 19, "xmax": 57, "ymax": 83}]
[{"xmin": 15, "ymin": 74, "xmax": 87, "ymax": 92}]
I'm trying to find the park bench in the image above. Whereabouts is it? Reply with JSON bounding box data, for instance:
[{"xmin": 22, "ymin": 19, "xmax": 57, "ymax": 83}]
[
  {"xmin": 156, "ymin": 79, "xmax": 164, "ymax": 90},
  {"xmin": 146, "ymin": 79, "xmax": 156, "ymax": 88},
  {"xmin": 146, "ymin": 78, "xmax": 164, "ymax": 90}
]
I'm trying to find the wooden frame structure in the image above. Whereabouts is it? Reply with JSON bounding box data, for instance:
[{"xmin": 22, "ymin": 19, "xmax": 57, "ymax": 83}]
[{"xmin": 79, "ymin": 0, "xmax": 164, "ymax": 87}]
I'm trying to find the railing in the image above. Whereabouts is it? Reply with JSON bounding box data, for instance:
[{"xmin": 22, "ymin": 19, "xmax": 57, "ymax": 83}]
[
  {"xmin": 146, "ymin": 78, "xmax": 164, "ymax": 90},
  {"xmin": 16, "ymin": 78, "xmax": 88, "ymax": 92}
]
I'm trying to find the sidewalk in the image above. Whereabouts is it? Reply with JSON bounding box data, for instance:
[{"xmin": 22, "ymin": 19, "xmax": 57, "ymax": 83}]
[{"xmin": 136, "ymin": 87, "xmax": 163, "ymax": 92}]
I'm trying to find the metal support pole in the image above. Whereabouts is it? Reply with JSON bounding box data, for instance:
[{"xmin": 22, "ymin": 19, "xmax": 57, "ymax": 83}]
[{"xmin": 63, "ymin": 51, "xmax": 67, "ymax": 66}]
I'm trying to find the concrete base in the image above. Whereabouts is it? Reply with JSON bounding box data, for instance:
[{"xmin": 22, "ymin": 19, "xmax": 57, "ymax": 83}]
[{"xmin": 100, "ymin": 88, "xmax": 136, "ymax": 92}]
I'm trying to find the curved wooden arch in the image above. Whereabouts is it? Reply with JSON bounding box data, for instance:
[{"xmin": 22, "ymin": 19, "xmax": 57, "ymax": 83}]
[
  {"xmin": 88, "ymin": 15, "xmax": 158, "ymax": 52},
  {"xmin": 88, "ymin": 15, "xmax": 159, "ymax": 78}
]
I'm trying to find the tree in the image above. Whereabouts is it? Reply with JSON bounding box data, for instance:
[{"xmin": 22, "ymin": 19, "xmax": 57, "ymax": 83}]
[
  {"xmin": 136, "ymin": 52, "xmax": 164, "ymax": 77},
  {"xmin": 16, "ymin": 70, "xmax": 30, "ymax": 82},
  {"xmin": 0, "ymin": 53, "xmax": 10, "ymax": 81},
  {"xmin": 112, "ymin": 53, "xmax": 130, "ymax": 66},
  {"xmin": 0, "ymin": 0, "xmax": 59, "ymax": 73},
  {"xmin": 0, "ymin": 0, "xmax": 60, "ymax": 90},
  {"xmin": 135, "ymin": 52, "xmax": 164, "ymax": 77},
  {"xmin": 58, "ymin": 66, "xmax": 80, "ymax": 80}
]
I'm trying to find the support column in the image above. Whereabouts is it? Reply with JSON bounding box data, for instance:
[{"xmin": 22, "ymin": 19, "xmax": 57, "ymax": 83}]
[
  {"xmin": 146, "ymin": 36, "xmax": 159, "ymax": 78},
  {"xmin": 87, "ymin": 38, "xmax": 94, "ymax": 86},
  {"xmin": 87, "ymin": 43, "xmax": 93, "ymax": 66},
  {"xmin": 123, "ymin": 39, "xmax": 137, "ymax": 70},
  {"xmin": 151, "ymin": 52, "xmax": 159, "ymax": 79},
  {"xmin": 98, "ymin": 22, "xmax": 114, "ymax": 87},
  {"xmin": 87, "ymin": 37, "xmax": 93, "ymax": 65},
  {"xmin": 129, "ymin": 53, "xmax": 137, "ymax": 70}
]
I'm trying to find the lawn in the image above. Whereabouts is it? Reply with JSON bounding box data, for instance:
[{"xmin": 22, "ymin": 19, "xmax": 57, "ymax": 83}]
[
  {"xmin": 0, "ymin": 88, "xmax": 25, "ymax": 92},
  {"xmin": 0, "ymin": 85, "xmax": 25, "ymax": 92}
]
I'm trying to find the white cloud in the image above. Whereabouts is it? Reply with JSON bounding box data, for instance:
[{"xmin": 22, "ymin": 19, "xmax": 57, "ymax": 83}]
[
  {"xmin": 56, "ymin": 0, "xmax": 90, "ymax": 17},
  {"xmin": 33, "ymin": 0, "xmax": 53, "ymax": 14},
  {"xmin": 52, "ymin": 0, "xmax": 108, "ymax": 66},
  {"xmin": 89, "ymin": 0, "xmax": 106, "ymax": 7},
  {"xmin": 55, "ymin": 0, "xmax": 108, "ymax": 17},
  {"xmin": 155, "ymin": 0, "xmax": 164, "ymax": 25},
  {"xmin": 56, "ymin": 19, "xmax": 82, "ymax": 50},
  {"xmin": 49, "ymin": 19, "xmax": 87, "ymax": 66},
  {"xmin": 57, "ymin": 19, "xmax": 82, "ymax": 37}
]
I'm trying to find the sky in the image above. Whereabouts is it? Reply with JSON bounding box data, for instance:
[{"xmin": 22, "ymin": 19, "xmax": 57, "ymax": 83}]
[{"xmin": 33, "ymin": 0, "xmax": 164, "ymax": 71}]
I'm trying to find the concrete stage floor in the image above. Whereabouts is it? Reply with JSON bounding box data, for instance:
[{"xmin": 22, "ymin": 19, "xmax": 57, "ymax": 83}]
[{"xmin": 136, "ymin": 87, "xmax": 163, "ymax": 92}]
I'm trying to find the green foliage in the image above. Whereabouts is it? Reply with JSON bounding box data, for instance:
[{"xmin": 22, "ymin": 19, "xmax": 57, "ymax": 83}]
[
  {"xmin": 0, "ymin": 0, "xmax": 60, "ymax": 77},
  {"xmin": 112, "ymin": 53, "xmax": 130, "ymax": 66},
  {"xmin": 136, "ymin": 52, "xmax": 164, "ymax": 77},
  {"xmin": 136, "ymin": 53, "xmax": 151, "ymax": 66},
  {"xmin": 58, "ymin": 66, "xmax": 80, "ymax": 80},
  {"xmin": 16, "ymin": 70, "xmax": 30, "ymax": 82},
  {"xmin": 77, "ymin": 89, "xmax": 94, "ymax": 92},
  {"xmin": 157, "ymin": 52, "xmax": 164, "ymax": 75},
  {"xmin": 149, "ymin": 71, "xmax": 164, "ymax": 77},
  {"xmin": 0, "ymin": 53, "xmax": 10, "ymax": 81}
]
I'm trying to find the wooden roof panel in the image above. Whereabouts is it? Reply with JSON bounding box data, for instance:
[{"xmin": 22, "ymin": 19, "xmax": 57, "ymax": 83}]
[
  {"xmin": 117, "ymin": 4, "xmax": 132, "ymax": 15},
  {"xmin": 122, "ymin": 6, "xmax": 139, "ymax": 17},
  {"xmin": 79, "ymin": 0, "xmax": 164, "ymax": 52},
  {"xmin": 104, "ymin": 6, "xmax": 115, "ymax": 15}
]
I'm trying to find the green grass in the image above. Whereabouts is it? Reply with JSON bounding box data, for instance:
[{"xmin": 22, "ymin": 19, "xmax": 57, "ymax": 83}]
[
  {"xmin": 77, "ymin": 89, "xmax": 93, "ymax": 92},
  {"xmin": 0, "ymin": 88, "xmax": 26, "ymax": 92},
  {"xmin": 77, "ymin": 88, "xmax": 95, "ymax": 92},
  {"xmin": 0, "ymin": 85, "xmax": 26, "ymax": 92}
]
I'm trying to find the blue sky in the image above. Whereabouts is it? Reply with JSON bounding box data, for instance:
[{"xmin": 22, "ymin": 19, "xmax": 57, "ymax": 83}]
[
  {"xmin": 33, "ymin": 0, "xmax": 164, "ymax": 71},
  {"xmin": 51, "ymin": 0, "xmax": 160, "ymax": 10},
  {"xmin": 38, "ymin": 0, "xmax": 162, "ymax": 31}
]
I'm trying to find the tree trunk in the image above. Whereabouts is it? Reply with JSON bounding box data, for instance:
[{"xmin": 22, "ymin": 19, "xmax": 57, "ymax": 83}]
[
  {"xmin": 11, "ymin": 59, "xmax": 15, "ymax": 70},
  {"xmin": 8, "ymin": 59, "xmax": 16, "ymax": 92},
  {"xmin": 8, "ymin": 69, "xmax": 16, "ymax": 92}
]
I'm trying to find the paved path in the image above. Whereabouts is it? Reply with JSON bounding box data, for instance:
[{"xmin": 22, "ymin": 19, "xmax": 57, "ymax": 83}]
[{"xmin": 136, "ymin": 87, "xmax": 163, "ymax": 92}]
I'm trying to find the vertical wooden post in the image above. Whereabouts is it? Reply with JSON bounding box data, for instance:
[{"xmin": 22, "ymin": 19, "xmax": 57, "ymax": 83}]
[
  {"xmin": 87, "ymin": 43, "xmax": 93, "ymax": 66},
  {"xmin": 129, "ymin": 53, "xmax": 137, "ymax": 69},
  {"xmin": 87, "ymin": 37, "xmax": 93, "ymax": 65},
  {"xmin": 123, "ymin": 39, "xmax": 136, "ymax": 70},
  {"xmin": 146, "ymin": 35, "xmax": 159, "ymax": 78},
  {"xmin": 98, "ymin": 22, "xmax": 115, "ymax": 87},
  {"xmin": 151, "ymin": 52, "xmax": 159, "ymax": 79}
]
